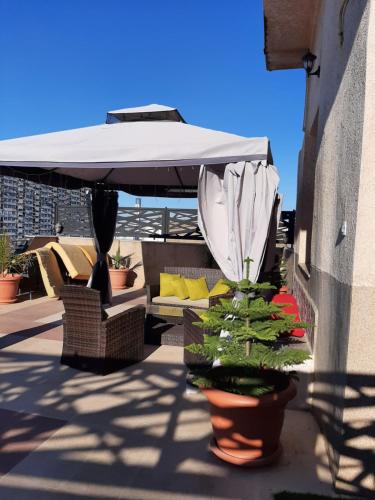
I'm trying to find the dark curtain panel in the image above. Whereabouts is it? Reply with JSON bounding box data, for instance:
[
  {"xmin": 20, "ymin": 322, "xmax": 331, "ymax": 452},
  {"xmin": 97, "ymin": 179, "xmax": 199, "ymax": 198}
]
[{"xmin": 89, "ymin": 188, "xmax": 118, "ymax": 304}]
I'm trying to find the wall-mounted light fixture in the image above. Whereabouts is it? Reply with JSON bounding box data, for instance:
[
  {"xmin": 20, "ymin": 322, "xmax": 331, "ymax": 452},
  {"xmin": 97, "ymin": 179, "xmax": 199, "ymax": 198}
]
[{"xmin": 302, "ymin": 51, "xmax": 320, "ymax": 78}]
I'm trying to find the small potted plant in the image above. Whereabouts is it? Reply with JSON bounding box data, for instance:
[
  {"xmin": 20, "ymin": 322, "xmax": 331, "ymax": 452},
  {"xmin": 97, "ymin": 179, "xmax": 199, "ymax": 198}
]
[
  {"xmin": 186, "ymin": 257, "xmax": 310, "ymax": 467},
  {"xmin": 0, "ymin": 233, "xmax": 32, "ymax": 304},
  {"xmin": 278, "ymin": 257, "xmax": 288, "ymax": 294},
  {"xmin": 109, "ymin": 243, "xmax": 132, "ymax": 290}
]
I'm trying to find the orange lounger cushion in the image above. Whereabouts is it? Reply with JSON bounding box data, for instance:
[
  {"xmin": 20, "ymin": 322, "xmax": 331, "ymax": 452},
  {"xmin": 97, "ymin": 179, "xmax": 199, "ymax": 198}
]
[{"xmin": 44, "ymin": 242, "xmax": 92, "ymax": 280}]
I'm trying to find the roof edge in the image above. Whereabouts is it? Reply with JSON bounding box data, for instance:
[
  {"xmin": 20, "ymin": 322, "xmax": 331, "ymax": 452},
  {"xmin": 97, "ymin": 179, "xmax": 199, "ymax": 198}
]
[{"xmin": 263, "ymin": 0, "xmax": 321, "ymax": 71}]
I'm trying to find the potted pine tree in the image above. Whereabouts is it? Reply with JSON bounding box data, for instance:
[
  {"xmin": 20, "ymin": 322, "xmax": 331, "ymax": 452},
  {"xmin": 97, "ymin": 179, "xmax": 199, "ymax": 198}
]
[
  {"xmin": 0, "ymin": 233, "xmax": 32, "ymax": 304},
  {"xmin": 186, "ymin": 258, "xmax": 310, "ymax": 467},
  {"xmin": 109, "ymin": 243, "xmax": 132, "ymax": 290}
]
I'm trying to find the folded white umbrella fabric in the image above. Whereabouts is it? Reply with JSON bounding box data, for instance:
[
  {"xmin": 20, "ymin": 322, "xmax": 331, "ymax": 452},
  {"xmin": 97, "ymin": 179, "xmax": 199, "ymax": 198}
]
[{"xmin": 198, "ymin": 161, "xmax": 279, "ymax": 282}]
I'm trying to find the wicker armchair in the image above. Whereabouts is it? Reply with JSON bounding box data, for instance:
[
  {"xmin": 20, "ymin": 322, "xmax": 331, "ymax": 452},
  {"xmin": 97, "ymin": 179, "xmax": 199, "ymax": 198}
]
[
  {"xmin": 183, "ymin": 307, "xmax": 217, "ymax": 370},
  {"xmin": 60, "ymin": 285, "xmax": 144, "ymax": 375}
]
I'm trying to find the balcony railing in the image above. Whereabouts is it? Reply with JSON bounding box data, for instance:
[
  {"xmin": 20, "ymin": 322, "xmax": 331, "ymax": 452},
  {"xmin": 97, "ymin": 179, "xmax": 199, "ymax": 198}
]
[
  {"xmin": 55, "ymin": 206, "xmax": 202, "ymax": 240},
  {"xmin": 56, "ymin": 205, "xmax": 295, "ymax": 243}
]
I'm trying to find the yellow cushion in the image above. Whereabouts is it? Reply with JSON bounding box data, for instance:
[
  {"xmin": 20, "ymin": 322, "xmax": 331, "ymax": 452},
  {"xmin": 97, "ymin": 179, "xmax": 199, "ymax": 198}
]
[
  {"xmin": 160, "ymin": 273, "xmax": 180, "ymax": 297},
  {"xmin": 172, "ymin": 277, "xmax": 190, "ymax": 300},
  {"xmin": 208, "ymin": 278, "xmax": 231, "ymax": 297},
  {"xmin": 184, "ymin": 277, "xmax": 209, "ymax": 301}
]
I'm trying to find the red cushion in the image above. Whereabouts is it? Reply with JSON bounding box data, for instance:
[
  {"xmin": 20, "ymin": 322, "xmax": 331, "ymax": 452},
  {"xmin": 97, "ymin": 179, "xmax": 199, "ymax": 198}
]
[
  {"xmin": 272, "ymin": 293, "xmax": 296, "ymax": 306},
  {"xmin": 271, "ymin": 294, "xmax": 305, "ymax": 337}
]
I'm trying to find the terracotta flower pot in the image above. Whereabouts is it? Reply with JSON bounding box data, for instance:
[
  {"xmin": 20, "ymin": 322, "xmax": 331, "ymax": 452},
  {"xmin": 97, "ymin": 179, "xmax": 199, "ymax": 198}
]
[
  {"xmin": 109, "ymin": 268, "xmax": 129, "ymax": 290},
  {"xmin": 0, "ymin": 274, "xmax": 22, "ymax": 304},
  {"xmin": 279, "ymin": 285, "xmax": 288, "ymax": 294},
  {"xmin": 203, "ymin": 379, "xmax": 296, "ymax": 467}
]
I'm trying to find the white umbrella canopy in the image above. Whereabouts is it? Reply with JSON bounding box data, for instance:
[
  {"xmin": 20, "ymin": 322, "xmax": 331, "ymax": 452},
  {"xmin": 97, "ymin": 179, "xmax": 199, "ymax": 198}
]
[
  {"xmin": 0, "ymin": 104, "xmax": 272, "ymax": 196},
  {"xmin": 106, "ymin": 103, "xmax": 186, "ymax": 124},
  {"xmin": 0, "ymin": 104, "xmax": 279, "ymax": 285}
]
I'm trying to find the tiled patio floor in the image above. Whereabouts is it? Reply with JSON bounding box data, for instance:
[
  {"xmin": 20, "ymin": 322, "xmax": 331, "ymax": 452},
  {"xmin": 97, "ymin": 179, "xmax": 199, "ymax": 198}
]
[{"xmin": 0, "ymin": 290, "xmax": 338, "ymax": 500}]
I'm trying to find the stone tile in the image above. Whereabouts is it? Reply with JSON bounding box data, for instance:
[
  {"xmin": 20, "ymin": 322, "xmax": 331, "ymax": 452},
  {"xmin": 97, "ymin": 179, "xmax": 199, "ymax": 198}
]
[
  {"xmin": 0, "ymin": 409, "xmax": 66, "ymax": 477},
  {"xmin": 0, "ymin": 291, "xmax": 339, "ymax": 500}
]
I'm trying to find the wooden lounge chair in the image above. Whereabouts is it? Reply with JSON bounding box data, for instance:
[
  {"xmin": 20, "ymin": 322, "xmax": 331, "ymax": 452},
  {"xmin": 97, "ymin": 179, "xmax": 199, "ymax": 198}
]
[{"xmin": 60, "ymin": 285, "xmax": 144, "ymax": 374}]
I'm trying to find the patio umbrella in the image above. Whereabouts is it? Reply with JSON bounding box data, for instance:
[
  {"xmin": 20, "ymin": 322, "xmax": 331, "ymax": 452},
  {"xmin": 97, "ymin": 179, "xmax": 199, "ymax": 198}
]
[
  {"xmin": 0, "ymin": 104, "xmax": 272, "ymax": 196},
  {"xmin": 0, "ymin": 104, "xmax": 279, "ymax": 292}
]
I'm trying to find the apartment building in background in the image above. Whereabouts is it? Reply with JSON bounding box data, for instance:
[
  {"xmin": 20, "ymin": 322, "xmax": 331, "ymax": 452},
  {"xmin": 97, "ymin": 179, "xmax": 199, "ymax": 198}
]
[{"xmin": 0, "ymin": 175, "xmax": 87, "ymax": 243}]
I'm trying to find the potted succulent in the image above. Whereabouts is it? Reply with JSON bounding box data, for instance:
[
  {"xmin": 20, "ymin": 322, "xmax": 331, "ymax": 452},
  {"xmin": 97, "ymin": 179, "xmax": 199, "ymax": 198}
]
[
  {"xmin": 109, "ymin": 243, "xmax": 132, "ymax": 290},
  {"xmin": 186, "ymin": 257, "xmax": 310, "ymax": 467},
  {"xmin": 0, "ymin": 233, "xmax": 32, "ymax": 304}
]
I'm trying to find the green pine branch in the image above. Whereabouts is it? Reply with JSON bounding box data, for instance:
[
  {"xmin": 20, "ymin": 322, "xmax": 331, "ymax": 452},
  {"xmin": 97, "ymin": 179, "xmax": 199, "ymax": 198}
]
[{"xmin": 185, "ymin": 257, "xmax": 312, "ymax": 396}]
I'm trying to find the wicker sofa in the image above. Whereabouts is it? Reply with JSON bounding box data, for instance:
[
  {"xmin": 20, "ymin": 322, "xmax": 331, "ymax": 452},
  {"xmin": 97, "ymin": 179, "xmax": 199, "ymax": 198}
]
[
  {"xmin": 146, "ymin": 266, "xmax": 230, "ymax": 310},
  {"xmin": 183, "ymin": 307, "xmax": 217, "ymax": 369},
  {"xmin": 60, "ymin": 285, "xmax": 144, "ymax": 375}
]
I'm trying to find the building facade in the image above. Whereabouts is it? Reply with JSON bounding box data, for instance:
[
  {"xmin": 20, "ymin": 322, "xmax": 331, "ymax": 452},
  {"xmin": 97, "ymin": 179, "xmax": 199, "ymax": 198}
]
[
  {"xmin": 264, "ymin": 0, "xmax": 374, "ymax": 497},
  {"xmin": 0, "ymin": 175, "xmax": 87, "ymax": 243}
]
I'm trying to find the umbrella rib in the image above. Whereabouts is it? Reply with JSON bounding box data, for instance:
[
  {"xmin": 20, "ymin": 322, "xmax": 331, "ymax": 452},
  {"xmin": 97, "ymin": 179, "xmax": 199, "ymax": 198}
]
[
  {"xmin": 2, "ymin": 165, "xmax": 58, "ymax": 176},
  {"xmin": 100, "ymin": 168, "xmax": 114, "ymax": 182},
  {"xmin": 174, "ymin": 167, "xmax": 184, "ymax": 187}
]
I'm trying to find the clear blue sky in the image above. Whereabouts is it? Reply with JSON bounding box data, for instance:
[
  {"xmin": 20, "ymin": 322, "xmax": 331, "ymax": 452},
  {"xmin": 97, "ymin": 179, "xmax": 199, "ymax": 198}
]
[{"xmin": 0, "ymin": 0, "xmax": 305, "ymax": 210}]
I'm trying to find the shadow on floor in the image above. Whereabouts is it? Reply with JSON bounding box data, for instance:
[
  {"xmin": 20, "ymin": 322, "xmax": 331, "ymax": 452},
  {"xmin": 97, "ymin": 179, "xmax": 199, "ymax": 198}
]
[
  {"xmin": 311, "ymin": 372, "xmax": 375, "ymax": 498},
  {"xmin": 0, "ymin": 321, "xmax": 63, "ymax": 350},
  {"xmin": 0, "ymin": 348, "xmax": 336, "ymax": 500}
]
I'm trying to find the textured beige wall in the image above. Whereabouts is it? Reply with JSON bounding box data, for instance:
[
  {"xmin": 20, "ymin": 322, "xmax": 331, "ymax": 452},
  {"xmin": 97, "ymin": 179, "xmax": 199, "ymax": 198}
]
[
  {"xmin": 352, "ymin": 2, "xmax": 375, "ymax": 288},
  {"xmin": 292, "ymin": 0, "xmax": 374, "ymax": 496},
  {"xmin": 58, "ymin": 236, "xmax": 94, "ymax": 246},
  {"xmin": 341, "ymin": 4, "xmax": 375, "ymax": 494},
  {"xmin": 308, "ymin": 0, "xmax": 368, "ymax": 285}
]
